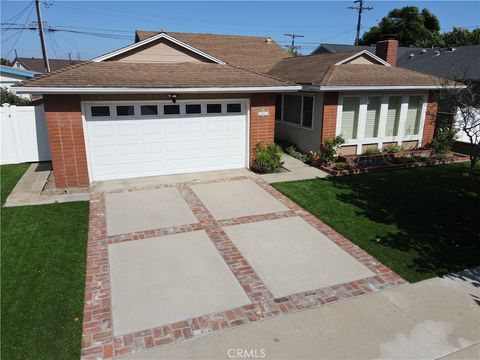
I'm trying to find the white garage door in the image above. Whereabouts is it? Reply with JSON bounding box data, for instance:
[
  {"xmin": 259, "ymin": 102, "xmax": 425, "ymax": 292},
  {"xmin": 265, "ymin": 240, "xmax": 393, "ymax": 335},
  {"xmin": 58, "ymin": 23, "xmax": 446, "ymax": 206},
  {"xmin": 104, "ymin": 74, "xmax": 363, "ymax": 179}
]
[{"xmin": 84, "ymin": 100, "xmax": 248, "ymax": 181}]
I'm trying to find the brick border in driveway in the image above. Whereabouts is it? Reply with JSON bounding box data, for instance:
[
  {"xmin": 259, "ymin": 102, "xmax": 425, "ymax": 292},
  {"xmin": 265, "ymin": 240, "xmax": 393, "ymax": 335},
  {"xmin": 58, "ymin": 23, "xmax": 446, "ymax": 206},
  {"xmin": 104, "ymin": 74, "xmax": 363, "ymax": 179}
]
[{"xmin": 81, "ymin": 175, "xmax": 406, "ymax": 359}]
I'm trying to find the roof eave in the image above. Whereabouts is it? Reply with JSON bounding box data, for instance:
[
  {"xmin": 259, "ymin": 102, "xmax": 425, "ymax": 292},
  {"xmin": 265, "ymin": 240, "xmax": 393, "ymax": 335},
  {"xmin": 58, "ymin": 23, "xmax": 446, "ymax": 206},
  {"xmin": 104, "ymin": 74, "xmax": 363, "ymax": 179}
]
[
  {"xmin": 13, "ymin": 85, "xmax": 302, "ymax": 95},
  {"xmin": 313, "ymin": 85, "xmax": 458, "ymax": 91}
]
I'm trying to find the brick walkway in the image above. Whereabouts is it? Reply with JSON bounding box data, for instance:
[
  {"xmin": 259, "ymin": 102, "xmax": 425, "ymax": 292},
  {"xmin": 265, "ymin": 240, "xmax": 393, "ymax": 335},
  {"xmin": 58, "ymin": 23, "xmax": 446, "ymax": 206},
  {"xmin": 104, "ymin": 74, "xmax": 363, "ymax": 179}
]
[{"xmin": 81, "ymin": 175, "xmax": 406, "ymax": 359}]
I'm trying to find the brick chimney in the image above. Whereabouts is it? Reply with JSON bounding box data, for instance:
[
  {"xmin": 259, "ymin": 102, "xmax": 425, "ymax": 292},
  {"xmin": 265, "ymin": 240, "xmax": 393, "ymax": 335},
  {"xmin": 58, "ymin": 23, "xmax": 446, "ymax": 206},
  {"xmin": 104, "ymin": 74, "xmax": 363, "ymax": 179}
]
[{"xmin": 375, "ymin": 39, "xmax": 398, "ymax": 66}]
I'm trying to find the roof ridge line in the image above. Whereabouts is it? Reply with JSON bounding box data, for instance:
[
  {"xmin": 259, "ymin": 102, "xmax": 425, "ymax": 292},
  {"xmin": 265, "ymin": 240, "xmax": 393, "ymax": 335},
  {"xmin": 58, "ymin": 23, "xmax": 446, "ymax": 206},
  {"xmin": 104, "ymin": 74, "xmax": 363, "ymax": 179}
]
[
  {"xmin": 17, "ymin": 62, "xmax": 92, "ymax": 87},
  {"xmin": 226, "ymin": 63, "xmax": 297, "ymax": 86}
]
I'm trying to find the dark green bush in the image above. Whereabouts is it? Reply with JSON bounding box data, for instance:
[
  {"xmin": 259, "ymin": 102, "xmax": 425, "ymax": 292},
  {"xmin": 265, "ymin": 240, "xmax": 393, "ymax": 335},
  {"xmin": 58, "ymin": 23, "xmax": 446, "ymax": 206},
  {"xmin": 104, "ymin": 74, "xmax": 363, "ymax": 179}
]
[
  {"xmin": 285, "ymin": 145, "xmax": 308, "ymax": 163},
  {"xmin": 430, "ymin": 126, "xmax": 457, "ymax": 155},
  {"xmin": 333, "ymin": 162, "xmax": 350, "ymax": 170},
  {"xmin": 364, "ymin": 148, "xmax": 381, "ymax": 156},
  {"xmin": 0, "ymin": 88, "xmax": 30, "ymax": 106},
  {"xmin": 382, "ymin": 144, "xmax": 403, "ymax": 153},
  {"xmin": 320, "ymin": 135, "xmax": 345, "ymax": 164},
  {"xmin": 251, "ymin": 143, "xmax": 284, "ymax": 174}
]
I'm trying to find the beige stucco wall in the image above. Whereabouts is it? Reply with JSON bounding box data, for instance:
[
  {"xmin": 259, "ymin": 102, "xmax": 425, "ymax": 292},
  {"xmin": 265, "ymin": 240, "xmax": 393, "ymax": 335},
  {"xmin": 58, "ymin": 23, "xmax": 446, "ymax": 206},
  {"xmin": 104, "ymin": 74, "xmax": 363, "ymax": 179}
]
[
  {"xmin": 274, "ymin": 93, "xmax": 324, "ymax": 152},
  {"xmin": 107, "ymin": 39, "xmax": 212, "ymax": 64},
  {"xmin": 345, "ymin": 54, "xmax": 380, "ymax": 65}
]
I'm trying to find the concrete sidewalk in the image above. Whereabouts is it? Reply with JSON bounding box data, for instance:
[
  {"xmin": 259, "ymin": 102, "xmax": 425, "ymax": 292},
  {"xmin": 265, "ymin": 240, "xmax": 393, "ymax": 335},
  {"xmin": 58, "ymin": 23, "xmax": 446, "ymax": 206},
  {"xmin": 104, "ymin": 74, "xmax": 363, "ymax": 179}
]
[
  {"xmin": 4, "ymin": 162, "xmax": 89, "ymax": 207},
  {"xmin": 119, "ymin": 267, "xmax": 480, "ymax": 360},
  {"xmin": 258, "ymin": 154, "xmax": 328, "ymax": 183}
]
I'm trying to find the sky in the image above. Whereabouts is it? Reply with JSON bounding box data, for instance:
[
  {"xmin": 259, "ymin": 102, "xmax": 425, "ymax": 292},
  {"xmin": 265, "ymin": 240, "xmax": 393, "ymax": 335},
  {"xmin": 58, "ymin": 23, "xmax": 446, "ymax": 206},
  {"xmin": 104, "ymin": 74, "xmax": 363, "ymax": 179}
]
[{"xmin": 1, "ymin": 1, "xmax": 479, "ymax": 61}]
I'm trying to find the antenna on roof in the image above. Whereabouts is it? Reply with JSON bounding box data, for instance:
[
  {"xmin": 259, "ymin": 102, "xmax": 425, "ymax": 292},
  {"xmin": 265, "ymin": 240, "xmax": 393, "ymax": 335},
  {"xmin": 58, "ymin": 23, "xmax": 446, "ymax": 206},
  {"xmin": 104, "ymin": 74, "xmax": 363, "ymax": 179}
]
[{"xmin": 348, "ymin": 0, "xmax": 373, "ymax": 46}]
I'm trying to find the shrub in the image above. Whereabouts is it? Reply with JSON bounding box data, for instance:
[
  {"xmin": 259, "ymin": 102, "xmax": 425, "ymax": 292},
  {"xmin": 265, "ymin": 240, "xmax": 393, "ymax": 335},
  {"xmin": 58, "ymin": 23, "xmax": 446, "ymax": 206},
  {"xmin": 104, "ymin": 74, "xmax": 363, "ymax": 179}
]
[
  {"xmin": 364, "ymin": 148, "xmax": 381, "ymax": 156},
  {"xmin": 285, "ymin": 145, "xmax": 308, "ymax": 163},
  {"xmin": 382, "ymin": 144, "xmax": 403, "ymax": 153},
  {"xmin": 430, "ymin": 126, "xmax": 457, "ymax": 155},
  {"xmin": 319, "ymin": 135, "xmax": 345, "ymax": 164},
  {"xmin": 333, "ymin": 162, "xmax": 350, "ymax": 170},
  {"xmin": 251, "ymin": 143, "xmax": 283, "ymax": 174},
  {"xmin": 0, "ymin": 88, "xmax": 30, "ymax": 106}
]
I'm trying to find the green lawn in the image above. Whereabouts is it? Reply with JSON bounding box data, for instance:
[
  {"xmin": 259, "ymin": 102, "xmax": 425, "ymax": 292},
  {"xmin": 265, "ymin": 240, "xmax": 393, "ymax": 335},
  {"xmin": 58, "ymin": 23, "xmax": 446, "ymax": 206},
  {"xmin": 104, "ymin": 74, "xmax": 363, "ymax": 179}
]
[
  {"xmin": 273, "ymin": 163, "xmax": 480, "ymax": 282},
  {"xmin": 1, "ymin": 164, "xmax": 90, "ymax": 359}
]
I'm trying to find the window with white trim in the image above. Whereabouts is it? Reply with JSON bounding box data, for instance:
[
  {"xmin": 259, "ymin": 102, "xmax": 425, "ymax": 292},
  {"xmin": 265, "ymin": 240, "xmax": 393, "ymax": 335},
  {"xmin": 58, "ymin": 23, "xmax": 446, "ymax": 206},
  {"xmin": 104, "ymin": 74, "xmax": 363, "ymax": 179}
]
[
  {"xmin": 281, "ymin": 94, "xmax": 314, "ymax": 129},
  {"xmin": 404, "ymin": 96, "xmax": 423, "ymax": 135},
  {"xmin": 364, "ymin": 96, "xmax": 381, "ymax": 138},
  {"xmin": 385, "ymin": 96, "xmax": 402, "ymax": 136},
  {"xmin": 341, "ymin": 96, "xmax": 360, "ymax": 140}
]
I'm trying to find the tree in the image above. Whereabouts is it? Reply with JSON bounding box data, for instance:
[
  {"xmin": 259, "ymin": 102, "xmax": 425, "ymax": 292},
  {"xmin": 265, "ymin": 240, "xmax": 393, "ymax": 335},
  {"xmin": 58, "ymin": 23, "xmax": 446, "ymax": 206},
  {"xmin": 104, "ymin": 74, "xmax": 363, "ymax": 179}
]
[
  {"xmin": 1, "ymin": 58, "xmax": 14, "ymax": 66},
  {"xmin": 442, "ymin": 27, "xmax": 480, "ymax": 46},
  {"xmin": 0, "ymin": 88, "xmax": 30, "ymax": 106},
  {"xmin": 435, "ymin": 80, "xmax": 480, "ymax": 175},
  {"xmin": 359, "ymin": 6, "xmax": 443, "ymax": 47}
]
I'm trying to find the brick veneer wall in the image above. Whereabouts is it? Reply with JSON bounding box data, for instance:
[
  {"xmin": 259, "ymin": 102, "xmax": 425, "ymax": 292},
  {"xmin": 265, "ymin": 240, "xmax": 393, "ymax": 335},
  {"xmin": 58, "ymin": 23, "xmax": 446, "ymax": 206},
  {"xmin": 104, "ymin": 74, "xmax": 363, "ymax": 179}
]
[
  {"xmin": 44, "ymin": 94, "xmax": 89, "ymax": 188},
  {"xmin": 321, "ymin": 92, "xmax": 339, "ymax": 144},
  {"xmin": 249, "ymin": 93, "xmax": 275, "ymax": 162},
  {"xmin": 422, "ymin": 92, "xmax": 438, "ymax": 146},
  {"xmin": 43, "ymin": 93, "xmax": 275, "ymax": 188}
]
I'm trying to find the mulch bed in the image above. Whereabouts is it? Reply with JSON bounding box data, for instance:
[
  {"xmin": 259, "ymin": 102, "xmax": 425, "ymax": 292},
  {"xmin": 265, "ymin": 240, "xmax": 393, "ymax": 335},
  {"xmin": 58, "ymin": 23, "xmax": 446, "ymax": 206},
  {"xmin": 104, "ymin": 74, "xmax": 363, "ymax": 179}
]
[{"xmin": 316, "ymin": 151, "xmax": 469, "ymax": 176}]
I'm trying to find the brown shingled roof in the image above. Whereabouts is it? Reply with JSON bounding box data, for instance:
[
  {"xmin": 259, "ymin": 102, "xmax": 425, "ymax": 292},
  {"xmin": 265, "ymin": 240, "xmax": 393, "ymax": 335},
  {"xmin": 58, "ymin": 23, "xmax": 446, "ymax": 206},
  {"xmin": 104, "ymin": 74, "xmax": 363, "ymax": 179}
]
[
  {"xmin": 16, "ymin": 62, "xmax": 295, "ymax": 88},
  {"xmin": 15, "ymin": 57, "xmax": 84, "ymax": 73},
  {"xmin": 134, "ymin": 30, "xmax": 291, "ymax": 73},
  {"xmin": 268, "ymin": 52, "xmax": 445, "ymax": 87}
]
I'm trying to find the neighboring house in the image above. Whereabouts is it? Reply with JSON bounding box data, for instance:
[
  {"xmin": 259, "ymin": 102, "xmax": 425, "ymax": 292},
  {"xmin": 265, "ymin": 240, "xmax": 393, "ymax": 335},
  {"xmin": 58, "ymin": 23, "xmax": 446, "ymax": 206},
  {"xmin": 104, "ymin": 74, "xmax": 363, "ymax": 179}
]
[
  {"xmin": 13, "ymin": 57, "xmax": 84, "ymax": 73},
  {"xmin": 0, "ymin": 65, "xmax": 39, "ymax": 99},
  {"xmin": 13, "ymin": 32, "xmax": 444, "ymax": 188},
  {"xmin": 312, "ymin": 43, "xmax": 480, "ymax": 84}
]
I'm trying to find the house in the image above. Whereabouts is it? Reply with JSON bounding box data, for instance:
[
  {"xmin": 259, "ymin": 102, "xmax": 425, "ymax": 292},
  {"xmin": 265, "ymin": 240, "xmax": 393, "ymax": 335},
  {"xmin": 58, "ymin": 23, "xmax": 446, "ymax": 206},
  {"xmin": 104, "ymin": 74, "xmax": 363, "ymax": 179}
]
[
  {"xmin": 313, "ymin": 43, "xmax": 480, "ymax": 154},
  {"xmin": 13, "ymin": 57, "xmax": 84, "ymax": 74},
  {"xmin": 312, "ymin": 43, "xmax": 480, "ymax": 84},
  {"xmin": 0, "ymin": 65, "xmax": 39, "ymax": 99},
  {"xmin": 13, "ymin": 32, "xmax": 445, "ymax": 188}
]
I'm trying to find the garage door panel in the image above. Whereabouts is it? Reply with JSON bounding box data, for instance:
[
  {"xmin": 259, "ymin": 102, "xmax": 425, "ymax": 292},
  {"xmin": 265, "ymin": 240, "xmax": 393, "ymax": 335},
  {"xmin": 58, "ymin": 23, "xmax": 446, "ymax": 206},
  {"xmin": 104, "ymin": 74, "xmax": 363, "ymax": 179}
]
[{"xmin": 86, "ymin": 100, "xmax": 247, "ymax": 181}]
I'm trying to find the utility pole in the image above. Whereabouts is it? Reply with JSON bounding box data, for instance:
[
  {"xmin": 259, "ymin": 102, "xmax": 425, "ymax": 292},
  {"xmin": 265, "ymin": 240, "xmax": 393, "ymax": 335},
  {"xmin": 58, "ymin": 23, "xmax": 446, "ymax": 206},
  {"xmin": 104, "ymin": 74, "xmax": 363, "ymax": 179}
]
[
  {"xmin": 348, "ymin": 0, "xmax": 373, "ymax": 46},
  {"xmin": 34, "ymin": 0, "xmax": 50, "ymax": 73},
  {"xmin": 284, "ymin": 33, "xmax": 304, "ymax": 54}
]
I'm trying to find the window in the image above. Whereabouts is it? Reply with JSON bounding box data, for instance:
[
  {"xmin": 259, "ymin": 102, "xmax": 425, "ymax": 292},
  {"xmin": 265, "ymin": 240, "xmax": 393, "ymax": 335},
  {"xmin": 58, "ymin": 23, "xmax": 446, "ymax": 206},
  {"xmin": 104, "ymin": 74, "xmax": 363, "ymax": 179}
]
[
  {"xmin": 227, "ymin": 103, "xmax": 242, "ymax": 113},
  {"xmin": 341, "ymin": 97, "xmax": 360, "ymax": 140},
  {"xmin": 116, "ymin": 106, "xmax": 134, "ymax": 116},
  {"xmin": 385, "ymin": 96, "xmax": 402, "ymax": 136},
  {"xmin": 302, "ymin": 96, "xmax": 313, "ymax": 128},
  {"xmin": 164, "ymin": 104, "xmax": 180, "ymax": 115},
  {"xmin": 140, "ymin": 105, "xmax": 158, "ymax": 116},
  {"xmin": 364, "ymin": 96, "xmax": 381, "ymax": 138},
  {"xmin": 283, "ymin": 95, "xmax": 302, "ymax": 125},
  {"xmin": 282, "ymin": 95, "xmax": 314, "ymax": 128},
  {"xmin": 186, "ymin": 104, "xmax": 201, "ymax": 114},
  {"xmin": 207, "ymin": 104, "xmax": 222, "ymax": 113},
  {"xmin": 91, "ymin": 106, "xmax": 110, "ymax": 117},
  {"xmin": 404, "ymin": 96, "xmax": 423, "ymax": 135},
  {"xmin": 275, "ymin": 94, "xmax": 282, "ymax": 121}
]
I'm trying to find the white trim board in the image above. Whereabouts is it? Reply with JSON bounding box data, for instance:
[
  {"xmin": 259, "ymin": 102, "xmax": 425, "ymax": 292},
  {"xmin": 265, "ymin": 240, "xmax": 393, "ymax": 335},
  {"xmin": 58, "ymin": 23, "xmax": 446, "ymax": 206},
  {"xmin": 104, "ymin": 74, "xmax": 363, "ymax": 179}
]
[
  {"xmin": 334, "ymin": 50, "xmax": 391, "ymax": 66},
  {"xmin": 13, "ymin": 86, "xmax": 302, "ymax": 95},
  {"xmin": 92, "ymin": 32, "xmax": 226, "ymax": 64}
]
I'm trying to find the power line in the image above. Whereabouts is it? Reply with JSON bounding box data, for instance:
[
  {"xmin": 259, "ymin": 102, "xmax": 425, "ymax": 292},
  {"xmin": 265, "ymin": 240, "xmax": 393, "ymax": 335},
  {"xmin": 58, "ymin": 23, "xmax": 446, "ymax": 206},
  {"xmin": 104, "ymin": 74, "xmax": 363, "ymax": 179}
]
[
  {"xmin": 348, "ymin": 0, "xmax": 373, "ymax": 45},
  {"xmin": 284, "ymin": 33, "xmax": 304, "ymax": 53},
  {"xmin": 5, "ymin": 3, "xmax": 35, "ymax": 59},
  {"xmin": 2, "ymin": 1, "xmax": 34, "ymax": 30}
]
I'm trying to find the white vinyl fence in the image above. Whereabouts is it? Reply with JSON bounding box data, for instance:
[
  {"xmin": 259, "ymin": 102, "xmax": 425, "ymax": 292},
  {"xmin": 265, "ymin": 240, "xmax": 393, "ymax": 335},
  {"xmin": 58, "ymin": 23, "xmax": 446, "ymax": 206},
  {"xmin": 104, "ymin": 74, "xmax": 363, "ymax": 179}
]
[{"xmin": 1, "ymin": 104, "xmax": 51, "ymax": 165}]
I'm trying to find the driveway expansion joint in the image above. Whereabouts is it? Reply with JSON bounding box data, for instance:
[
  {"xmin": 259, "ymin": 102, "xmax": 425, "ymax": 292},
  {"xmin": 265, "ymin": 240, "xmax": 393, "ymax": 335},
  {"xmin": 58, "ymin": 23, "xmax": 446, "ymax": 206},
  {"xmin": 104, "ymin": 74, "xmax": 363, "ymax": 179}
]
[{"xmin": 81, "ymin": 175, "xmax": 406, "ymax": 359}]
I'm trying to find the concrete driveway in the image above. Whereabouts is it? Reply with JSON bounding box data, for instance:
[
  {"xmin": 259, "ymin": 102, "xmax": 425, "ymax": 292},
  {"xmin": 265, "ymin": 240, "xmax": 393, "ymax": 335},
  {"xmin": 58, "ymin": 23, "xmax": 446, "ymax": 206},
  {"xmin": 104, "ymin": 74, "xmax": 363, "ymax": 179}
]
[{"xmin": 81, "ymin": 171, "xmax": 405, "ymax": 359}]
